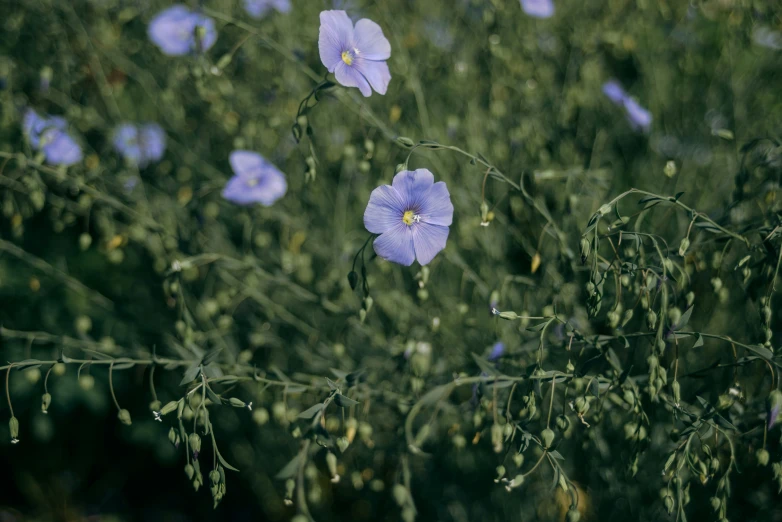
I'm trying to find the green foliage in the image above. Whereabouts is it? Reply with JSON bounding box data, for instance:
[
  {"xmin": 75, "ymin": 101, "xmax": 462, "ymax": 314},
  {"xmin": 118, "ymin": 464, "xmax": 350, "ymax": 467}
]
[{"xmin": 1, "ymin": 0, "xmax": 782, "ymax": 521}]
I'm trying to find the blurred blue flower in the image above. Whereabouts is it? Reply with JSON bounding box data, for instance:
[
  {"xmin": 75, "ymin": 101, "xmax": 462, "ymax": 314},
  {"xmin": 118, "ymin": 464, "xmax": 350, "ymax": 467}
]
[
  {"xmin": 487, "ymin": 342, "xmax": 505, "ymax": 362},
  {"xmin": 148, "ymin": 5, "xmax": 217, "ymax": 56},
  {"xmin": 222, "ymin": 150, "xmax": 287, "ymax": 206},
  {"xmin": 521, "ymin": 0, "xmax": 554, "ymax": 18},
  {"xmin": 318, "ymin": 10, "xmax": 391, "ymax": 97},
  {"xmin": 22, "ymin": 109, "xmax": 82, "ymax": 166},
  {"xmin": 602, "ymin": 80, "xmax": 652, "ymax": 132},
  {"xmin": 364, "ymin": 169, "xmax": 454, "ymax": 266},
  {"xmin": 425, "ymin": 19, "xmax": 454, "ymax": 51},
  {"xmin": 753, "ymin": 27, "xmax": 782, "ymax": 50},
  {"xmin": 243, "ymin": 0, "xmax": 291, "ymax": 19},
  {"xmin": 112, "ymin": 122, "xmax": 166, "ymax": 168}
]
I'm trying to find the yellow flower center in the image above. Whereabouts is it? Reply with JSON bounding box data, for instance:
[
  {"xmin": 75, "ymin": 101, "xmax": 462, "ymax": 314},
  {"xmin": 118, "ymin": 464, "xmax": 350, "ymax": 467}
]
[
  {"xmin": 402, "ymin": 210, "xmax": 416, "ymax": 226},
  {"xmin": 246, "ymin": 177, "xmax": 259, "ymax": 187},
  {"xmin": 341, "ymin": 51, "xmax": 353, "ymax": 65}
]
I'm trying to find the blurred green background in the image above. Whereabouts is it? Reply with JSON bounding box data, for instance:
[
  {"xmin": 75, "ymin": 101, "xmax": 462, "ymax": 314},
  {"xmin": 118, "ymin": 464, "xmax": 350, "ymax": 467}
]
[{"xmin": 1, "ymin": 0, "xmax": 782, "ymax": 521}]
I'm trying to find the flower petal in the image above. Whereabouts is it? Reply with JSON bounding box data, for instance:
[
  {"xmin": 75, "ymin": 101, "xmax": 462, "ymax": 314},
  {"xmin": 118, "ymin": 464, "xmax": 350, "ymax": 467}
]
[
  {"xmin": 319, "ymin": 10, "xmax": 354, "ymax": 72},
  {"xmin": 623, "ymin": 98, "xmax": 652, "ymax": 131},
  {"xmin": 334, "ymin": 61, "xmax": 371, "ymax": 97},
  {"xmin": 353, "ymin": 18, "xmax": 391, "ymax": 61},
  {"xmin": 364, "ymin": 184, "xmax": 405, "ymax": 234},
  {"xmin": 230, "ymin": 150, "xmax": 265, "ymax": 177},
  {"xmin": 373, "ymin": 223, "xmax": 415, "ymax": 266},
  {"xmin": 42, "ymin": 130, "xmax": 82, "ymax": 166},
  {"xmin": 521, "ymin": 0, "xmax": 555, "ymax": 18},
  {"xmin": 419, "ymin": 181, "xmax": 453, "ymax": 226},
  {"xmin": 148, "ymin": 5, "xmax": 194, "ymax": 56},
  {"xmin": 140, "ymin": 123, "xmax": 166, "ymax": 164},
  {"xmin": 602, "ymin": 80, "xmax": 626, "ymax": 104},
  {"xmin": 353, "ymin": 59, "xmax": 391, "ymax": 95},
  {"xmin": 255, "ymin": 166, "xmax": 287, "ymax": 206},
  {"xmin": 392, "ymin": 169, "xmax": 434, "ymax": 210},
  {"xmin": 412, "ymin": 222, "xmax": 449, "ymax": 266}
]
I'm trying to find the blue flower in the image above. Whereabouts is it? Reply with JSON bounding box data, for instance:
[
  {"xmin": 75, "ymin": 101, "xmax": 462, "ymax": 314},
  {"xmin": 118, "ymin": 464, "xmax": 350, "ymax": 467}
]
[
  {"xmin": 318, "ymin": 10, "xmax": 391, "ymax": 97},
  {"xmin": 521, "ymin": 0, "xmax": 554, "ymax": 18},
  {"xmin": 22, "ymin": 109, "xmax": 82, "ymax": 166},
  {"xmin": 602, "ymin": 80, "xmax": 652, "ymax": 132},
  {"xmin": 148, "ymin": 5, "xmax": 217, "ymax": 56},
  {"xmin": 487, "ymin": 342, "xmax": 505, "ymax": 362},
  {"xmin": 364, "ymin": 169, "xmax": 454, "ymax": 266},
  {"xmin": 243, "ymin": 0, "xmax": 291, "ymax": 19},
  {"xmin": 222, "ymin": 151, "xmax": 287, "ymax": 206},
  {"xmin": 112, "ymin": 122, "xmax": 166, "ymax": 167}
]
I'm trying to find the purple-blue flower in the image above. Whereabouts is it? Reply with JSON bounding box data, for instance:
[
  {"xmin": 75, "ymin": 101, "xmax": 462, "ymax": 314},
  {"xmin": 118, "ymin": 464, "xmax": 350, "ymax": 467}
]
[
  {"xmin": 112, "ymin": 123, "xmax": 166, "ymax": 168},
  {"xmin": 363, "ymin": 169, "xmax": 453, "ymax": 266},
  {"xmin": 244, "ymin": 0, "xmax": 291, "ymax": 19},
  {"xmin": 521, "ymin": 0, "xmax": 554, "ymax": 18},
  {"xmin": 148, "ymin": 5, "xmax": 217, "ymax": 56},
  {"xmin": 222, "ymin": 151, "xmax": 287, "ymax": 206},
  {"xmin": 22, "ymin": 109, "xmax": 83, "ymax": 167},
  {"xmin": 602, "ymin": 80, "xmax": 652, "ymax": 132},
  {"xmin": 487, "ymin": 342, "xmax": 505, "ymax": 362},
  {"xmin": 318, "ymin": 10, "xmax": 391, "ymax": 97}
]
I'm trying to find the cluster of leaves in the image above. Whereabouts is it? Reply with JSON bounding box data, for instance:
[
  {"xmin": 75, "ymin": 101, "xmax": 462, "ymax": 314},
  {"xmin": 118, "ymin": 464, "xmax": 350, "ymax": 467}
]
[{"xmin": 1, "ymin": 0, "xmax": 782, "ymax": 521}]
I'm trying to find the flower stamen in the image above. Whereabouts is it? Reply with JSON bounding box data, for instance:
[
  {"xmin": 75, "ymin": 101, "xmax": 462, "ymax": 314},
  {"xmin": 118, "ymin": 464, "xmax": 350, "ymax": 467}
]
[
  {"xmin": 402, "ymin": 210, "xmax": 421, "ymax": 226},
  {"xmin": 341, "ymin": 50, "xmax": 353, "ymax": 65}
]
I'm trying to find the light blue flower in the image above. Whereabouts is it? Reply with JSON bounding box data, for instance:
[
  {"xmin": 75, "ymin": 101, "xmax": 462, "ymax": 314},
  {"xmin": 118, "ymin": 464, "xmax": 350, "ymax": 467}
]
[
  {"xmin": 148, "ymin": 5, "xmax": 217, "ymax": 56},
  {"xmin": 222, "ymin": 151, "xmax": 287, "ymax": 206},
  {"xmin": 318, "ymin": 10, "xmax": 391, "ymax": 97},
  {"xmin": 521, "ymin": 0, "xmax": 554, "ymax": 18},
  {"xmin": 22, "ymin": 109, "xmax": 82, "ymax": 166},
  {"xmin": 112, "ymin": 123, "xmax": 166, "ymax": 168},
  {"xmin": 602, "ymin": 80, "xmax": 652, "ymax": 132},
  {"xmin": 364, "ymin": 169, "xmax": 453, "ymax": 266},
  {"xmin": 243, "ymin": 0, "xmax": 291, "ymax": 19}
]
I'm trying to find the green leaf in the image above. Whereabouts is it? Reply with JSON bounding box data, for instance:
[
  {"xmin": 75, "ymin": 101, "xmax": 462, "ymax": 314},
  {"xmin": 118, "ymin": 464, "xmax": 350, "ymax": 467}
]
[
  {"xmin": 326, "ymin": 378, "xmax": 339, "ymax": 390},
  {"xmin": 205, "ymin": 386, "xmax": 221, "ymax": 405},
  {"xmin": 298, "ymin": 404, "xmax": 324, "ymax": 419},
  {"xmin": 673, "ymin": 191, "xmax": 685, "ymax": 202},
  {"xmin": 418, "ymin": 384, "xmax": 451, "ymax": 406},
  {"xmin": 549, "ymin": 450, "xmax": 565, "ymax": 460},
  {"xmin": 275, "ymin": 454, "xmax": 303, "ymax": 480},
  {"xmin": 678, "ymin": 305, "xmax": 694, "ymax": 328},
  {"xmin": 217, "ymin": 450, "xmax": 240, "ymax": 472},
  {"xmin": 180, "ymin": 363, "xmax": 201, "ymax": 386},
  {"xmin": 692, "ymin": 333, "xmax": 704, "ymax": 348},
  {"xmin": 201, "ymin": 347, "xmax": 223, "ymax": 366},
  {"xmin": 471, "ymin": 353, "xmax": 502, "ymax": 376},
  {"xmin": 334, "ymin": 394, "xmax": 359, "ymax": 408}
]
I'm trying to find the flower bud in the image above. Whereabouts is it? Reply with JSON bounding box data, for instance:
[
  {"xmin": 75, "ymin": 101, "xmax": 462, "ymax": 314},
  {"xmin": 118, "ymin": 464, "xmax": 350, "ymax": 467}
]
[
  {"xmin": 556, "ymin": 415, "xmax": 570, "ymax": 432},
  {"xmin": 168, "ymin": 427, "xmax": 178, "ymax": 446},
  {"xmin": 672, "ymin": 381, "xmax": 681, "ymax": 405},
  {"xmin": 189, "ymin": 433, "xmax": 202, "ymax": 457},
  {"xmin": 149, "ymin": 400, "xmax": 162, "ymax": 412},
  {"xmin": 756, "ymin": 448, "xmax": 770, "ymax": 467},
  {"xmin": 498, "ymin": 311, "xmax": 518, "ymax": 320},
  {"xmin": 41, "ymin": 393, "xmax": 52, "ymax": 414},
  {"xmin": 597, "ymin": 204, "xmax": 612, "ymax": 216},
  {"xmin": 668, "ymin": 307, "xmax": 682, "ymax": 327},
  {"xmin": 9, "ymin": 416, "xmax": 19, "ymax": 443},
  {"xmin": 160, "ymin": 401, "xmax": 179, "ymax": 416},
  {"xmin": 229, "ymin": 397, "xmax": 246, "ymax": 408},
  {"xmin": 117, "ymin": 409, "xmax": 132, "ymax": 426},
  {"xmin": 574, "ymin": 397, "xmax": 589, "ymax": 415},
  {"xmin": 184, "ymin": 463, "xmax": 195, "ymax": 480},
  {"xmin": 709, "ymin": 457, "xmax": 720, "ymax": 475},
  {"xmin": 209, "ymin": 469, "xmax": 220, "ymax": 486},
  {"xmin": 579, "ymin": 237, "xmax": 591, "ymax": 264},
  {"xmin": 678, "ymin": 238, "xmax": 690, "ymax": 257},
  {"xmin": 541, "ymin": 428, "xmax": 555, "ymax": 448},
  {"xmin": 647, "ymin": 310, "xmax": 658, "ymax": 330}
]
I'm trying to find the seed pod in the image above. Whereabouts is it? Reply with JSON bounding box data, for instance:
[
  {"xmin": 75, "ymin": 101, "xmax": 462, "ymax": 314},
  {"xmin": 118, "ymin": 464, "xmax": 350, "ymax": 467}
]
[
  {"xmin": 229, "ymin": 397, "xmax": 246, "ymax": 408},
  {"xmin": 566, "ymin": 508, "xmax": 581, "ymax": 522},
  {"xmin": 541, "ymin": 428, "xmax": 555, "ymax": 448},
  {"xmin": 579, "ymin": 237, "xmax": 591, "ymax": 264},
  {"xmin": 574, "ymin": 397, "xmax": 589, "ymax": 415},
  {"xmin": 678, "ymin": 238, "xmax": 690, "ymax": 257},
  {"xmin": 709, "ymin": 497, "xmax": 721, "ymax": 512},
  {"xmin": 556, "ymin": 415, "xmax": 570, "ymax": 432},
  {"xmin": 757, "ymin": 448, "xmax": 770, "ymax": 467},
  {"xmin": 672, "ymin": 381, "xmax": 681, "ymax": 404},
  {"xmin": 41, "ymin": 393, "xmax": 52, "ymax": 414},
  {"xmin": 160, "ymin": 400, "xmax": 179, "ymax": 416},
  {"xmin": 762, "ymin": 306, "xmax": 772, "ymax": 324},
  {"xmin": 117, "ymin": 409, "xmax": 132, "ymax": 426},
  {"xmin": 189, "ymin": 433, "xmax": 202, "ymax": 457},
  {"xmin": 664, "ymin": 496, "xmax": 674, "ymax": 515},
  {"xmin": 9, "ymin": 416, "xmax": 19, "ymax": 443},
  {"xmin": 168, "ymin": 427, "xmax": 178, "ymax": 446},
  {"xmin": 326, "ymin": 452, "xmax": 338, "ymax": 478},
  {"xmin": 647, "ymin": 310, "xmax": 658, "ymax": 330},
  {"xmin": 709, "ymin": 457, "xmax": 720, "ymax": 475},
  {"xmin": 209, "ymin": 469, "xmax": 220, "ymax": 486},
  {"xmin": 184, "ymin": 463, "xmax": 195, "ymax": 480}
]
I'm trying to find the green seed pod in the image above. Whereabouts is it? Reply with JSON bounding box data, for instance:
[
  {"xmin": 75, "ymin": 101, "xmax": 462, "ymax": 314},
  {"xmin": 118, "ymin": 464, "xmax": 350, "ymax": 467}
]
[
  {"xmin": 664, "ymin": 495, "xmax": 674, "ymax": 515},
  {"xmin": 336, "ymin": 436, "xmax": 349, "ymax": 453},
  {"xmin": 709, "ymin": 457, "xmax": 720, "ymax": 475},
  {"xmin": 513, "ymin": 453, "xmax": 524, "ymax": 468},
  {"xmin": 678, "ymin": 238, "xmax": 690, "ymax": 257},
  {"xmin": 574, "ymin": 397, "xmax": 589, "ymax": 415},
  {"xmin": 668, "ymin": 307, "xmax": 682, "ymax": 327},
  {"xmin": 607, "ymin": 311, "xmax": 620, "ymax": 328},
  {"xmin": 509, "ymin": 474, "xmax": 525, "ymax": 489},
  {"xmin": 566, "ymin": 508, "xmax": 581, "ymax": 522},
  {"xmin": 209, "ymin": 469, "xmax": 220, "ymax": 486},
  {"xmin": 41, "ymin": 393, "xmax": 52, "ymax": 414},
  {"xmin": 149, "ymin": 400, "xmax": 162, "ymax": 412},
  {"xmin": 709, "ymin": 497, "xmax": 721, "ymax": 512},
  {"xmin": 117, "ymin": 409, "xmax": 132, "ymax": 426},
  {"xmin": 647, "ymin": 310, "xmax": 658, "ymax": 330},
  {"xmin": 622, "ymin": 309, "xmax": 633, "ymax": 327},
  {"xmin": 762, "ymin": 306, "xmax": 772, "ymax": 324},
  {"xmin": 326, "ymin": 452, "xmax": 338, "ymax": 478},
  {"xmin": 189, "ymin": 433, "xmax": 202, "ymax": 456},
  {"xmin": 229, "ymin": 397, "xmax": 246, "ymax": 408},
  {"xmin": 168, "ymin": 427, "xmax": 178, "ymax": 446},
  {"xmin": 757, "ymin": 448, "xmax": 770, "ymax": 467},
  {"xmin": 672, "ymin": 381, "xmax": 681, "ymax": 404},
  {"xmin": 160, "ymin": 400, "xmax": 179, "ymax": 416},
  {"xmin": 495, "ymin": 465, "xmax": 506, "ymax": 482},
  {"xmin": 556, "ymin": 414, "xmax": 570, "ymax": 432},
  {"xmin": 585, "ymin": 282, "xmax": 596, "ymax": 296},
  {"xmin": 392, "ymin": 484, "xmax": 408, "ymax": 506},
  {"xmin": 491, "ymin": 423, "xmax": 503, "ymax": 452},
  {"xmin": 184, "ymin": 463, "xmax": 195, "ymax": 480},
  {"xmin": 541, "ymin": 428, "xmax": 555, "ymax": 448}
]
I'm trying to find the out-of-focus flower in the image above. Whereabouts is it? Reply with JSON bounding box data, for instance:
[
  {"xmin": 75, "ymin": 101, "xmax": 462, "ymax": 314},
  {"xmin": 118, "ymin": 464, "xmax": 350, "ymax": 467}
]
[
  {"xmin": 112, "ymin": 123, "xmax": 166, "ymax": 168},
  {"xmin": 22, "ymin": 109, "xmax": 82, "ymax": 166},
  {"xmin": 318, "ymin": 10, "xmax": 391, "ymax": 97},
  {"xmin": 602, "ymin": 79, "xmax": 652, "ymax": 132},
  {"xmin": 425, "ymin": 20, "xmax": 454, "ymax": 51},
  {"xmin": 243, "ymin": 0, "xmax": 291, "ymax": 19},
  {"xmin": 148, "ymin": 5, "xmax": 217, "ymax": 56},
  {"xmin": 521, "ymin": 0, "xmax": 554, "ymax": 18},
  {"xmin": 487, "ymin": 342, "xmax": 505, "ymax": 362},
  {"xmin": 364, "ymin": 169, "xmax": 454, "ymax": 266},
  {"xmin": 222, "ymin": 150, "xmax": 287, "ymax": 206},
  {"xmin": 752, "ymin": 27, "xmax": 782, "ymax": 50}
]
